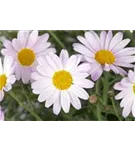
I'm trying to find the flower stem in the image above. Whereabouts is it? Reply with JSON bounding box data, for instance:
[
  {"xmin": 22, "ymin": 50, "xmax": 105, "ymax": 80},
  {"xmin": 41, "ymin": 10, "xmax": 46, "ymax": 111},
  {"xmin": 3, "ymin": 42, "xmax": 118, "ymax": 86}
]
[
  {"xmin": 8, "ymin": 91, "xmax": 42, "ymax": 121},
  {"xmin": 110, "ymin": 97, "xmax": 122, "ymax": 121},
  {"xmin": 95, "ymin": 80, "xmax": 102, "ymax": 121},
  {"xmin": 47, "ymin": 30, "xmax": 65, "ymax": 49},
  {"xmin": 103, "ymin": 72, "xmax": 109, "ymax": 105}
]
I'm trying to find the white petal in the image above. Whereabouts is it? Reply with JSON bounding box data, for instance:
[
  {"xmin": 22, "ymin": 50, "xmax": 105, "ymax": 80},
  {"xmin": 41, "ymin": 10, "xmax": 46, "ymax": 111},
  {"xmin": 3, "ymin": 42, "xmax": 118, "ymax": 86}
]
[
  {"xmin": 100, "ymin": 31, "xmax": 107, "ymax": 49},
  {"xmin": 37, "ymin": 64, "xmax": 54, "ymax": 77},
  {"xmin": 61, "ymin": 91, "xmax": 70, "ymax": 113},
  {"xmin": 3, "ymin": 84, "xmax": 12, "ymax": 92},
  {"xmin": 45, "ymin": 90, "xmax": 60, "ymax": 108},
  {"xmin": 132, "ymin": 98, "xmax": 135, "ymax": 117},
  {"xmin": 15, "ymin": 64, "xmax": 21, "ymax": 80},
  {"xmin": 105, "ymin": 30, "xmax": 113, "ymax": 50},
  {"xmin": 65, "ymin": 55, "xmax": 77, "ymax": 71},
  {"xmin": 21, "ymin": 67, "xmax": 31, "ymax": 84},
  {"xmin": 73, "ymin": 79, "xmax": 94, "ymax": 89},
  {"xmin": 109, "ymin": 32, "xmax": 123, "ymax": 50},
  {"xmin": 17, "ymin": 30, "xmax": 30, "ymax": 47},
  {"xmin": 60, "ymin": 49, "xmax": 69, "ymax": 67},
  {"xmin": 31, "ymin": 72, "xmax": 44, "ymax": 80},
  {"xmin": 128, "ymin": 70, "xmax": 135, "ymax": 83},
  {"xmin": 85, "ymin": 31, "xmax": 100, "ymax": 50},
  {"xmin": 53, "ymin": 98, "xmax": 61, "ymax": 115},
  {"xmin": 104, "ymin": 64, "xmax": 111, "ymax": 72},
  {"xmin": 68, "ymin": 91, "xmax": 81, "ymax": 110},
  {"xmin": 27, "ymin": 30, "xmax": 38, "ymax": 48},
  {"xmin": 0, "ymin": 57, "xmax": 3, "ymax": 74},
  {"xmin": 69, "ymin": 85, "xmax": 89, "ymax": 100},
  {"xmin": 38, "ymin": 85, "xmax": 55, "ymax": 102},
  {"xmin": 0, "ymin": 90, "xmax": 4, "ymax": 102},
  {"xmin": 122, "ymin": 96, "xmax": 133, "ymax": 118},
  {"xmin": 46, "ymin": 56, "xmax": 58, "ymax": 71},
  {"xmin": 7, "ymin": 75, "xmax": 16, "ymax": 84}
]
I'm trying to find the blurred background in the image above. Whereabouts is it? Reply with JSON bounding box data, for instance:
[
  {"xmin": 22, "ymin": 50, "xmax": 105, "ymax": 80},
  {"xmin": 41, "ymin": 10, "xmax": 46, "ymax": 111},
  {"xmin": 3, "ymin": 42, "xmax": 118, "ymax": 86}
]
[{"xmin": 0, "ymin": 30, "xmax": 135, "ymax": 121}]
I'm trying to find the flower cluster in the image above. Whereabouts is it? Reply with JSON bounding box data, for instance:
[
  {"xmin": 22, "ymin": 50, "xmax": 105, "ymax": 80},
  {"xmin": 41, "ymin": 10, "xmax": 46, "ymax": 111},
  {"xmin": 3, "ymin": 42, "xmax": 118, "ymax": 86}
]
[{"xmin": 0, "ymin": 30, "xmax": 135, "ymax": 120}]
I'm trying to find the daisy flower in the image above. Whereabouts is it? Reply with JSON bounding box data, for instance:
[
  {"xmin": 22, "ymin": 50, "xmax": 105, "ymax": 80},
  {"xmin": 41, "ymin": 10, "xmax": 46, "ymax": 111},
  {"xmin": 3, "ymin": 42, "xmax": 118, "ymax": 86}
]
[
  {"xmin": 114, "ymin": 67, "xmax": 135, "ymax": 118},
  {"xmin": 73, "ymin": 30, "xmax": 135, "ymax": 81},
  {"xmin": 31, "ymin": 50, "xmax": 94, "ymax": 115},
  {"xmin": 0, "ymin": 106, "xmax": 4, "ymax": 121},
  {"xmin": 0, "ymin": 57, "xmax": 16, "ymax": 101},
  {"xmin": 1, "ymin": 30, "xmax": 56, "ymax": 84}
]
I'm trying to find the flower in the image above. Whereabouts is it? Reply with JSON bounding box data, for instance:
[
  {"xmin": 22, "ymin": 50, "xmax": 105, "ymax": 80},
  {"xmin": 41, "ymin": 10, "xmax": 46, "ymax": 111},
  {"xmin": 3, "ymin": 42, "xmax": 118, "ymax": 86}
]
[
  {"xmin": 114, "ymin": 67, "xmax": 135, "ymax": 118},
  {"xmin": 31, "ymin": 49, "xmax": 94, "ymax": 115},
  {"xmin": 1, "ymin": 30, "xmax": 56, "ymax": 84},
  {"xmin": 73, "ymin": 31, "xmax": 135, "ymax": 81},
  {"xmin": 0, "ymin": 57, "xmax": 16, "ymax": 101},
  {"xmin": 0, "ymin": 106, "xmax": 4, "ymax": 121}
]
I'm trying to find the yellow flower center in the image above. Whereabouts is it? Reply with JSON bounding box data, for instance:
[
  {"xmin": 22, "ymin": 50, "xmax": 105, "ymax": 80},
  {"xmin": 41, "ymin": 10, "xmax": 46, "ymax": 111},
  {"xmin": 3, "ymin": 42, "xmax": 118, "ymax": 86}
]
[
  {"xmin": 95, "ymin": 50, "xmax": 115, "ymax": 65},
  {"xmin": 0, "ymin": 74, "xmax": 7, "ymax": 90},
  {"xmin": 53, "ymin": 70, "xmax": 73, "ymax": 90},
  {"xmin": 133, "ymin": 84, "xmax": 135, "ymax": 93},
  {"xmin": 17, "ymin": 48, "xmax": 35, "ymax": 66}
]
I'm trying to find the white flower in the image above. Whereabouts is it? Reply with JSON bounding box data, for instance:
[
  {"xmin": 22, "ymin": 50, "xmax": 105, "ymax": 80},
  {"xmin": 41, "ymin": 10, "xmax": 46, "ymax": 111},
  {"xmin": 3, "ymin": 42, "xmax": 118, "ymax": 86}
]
[
  {"xmin": 1, "ymin": 30, "xmax": 56, "ymax": 84},
  {"xmin": 31, "ymin": 50, "xmax": 94, "ymax": 115},
  {"xmin": 73, "ymin": 31, "xmax": 135, "ymax": 81},
  {"xmin": 0, "ymin": 57, "xmax": 16, "ymax": 101},
  {"xmin": 0, "ymin": 106, "xmax": 4, "ymax": 121},
  {"xmin": 114, "ymin": 67, "xmax": 135, "ymax": 118}
]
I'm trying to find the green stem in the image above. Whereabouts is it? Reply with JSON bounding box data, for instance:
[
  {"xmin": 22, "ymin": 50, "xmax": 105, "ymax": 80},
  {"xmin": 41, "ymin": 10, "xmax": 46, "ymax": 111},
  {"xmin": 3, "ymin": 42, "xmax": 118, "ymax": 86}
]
[
  {"xmin": 47, "ymin": 30, "xmax": 65, "ymax": 49},
  {"xmin": 103, "ymin": 72, "xmax": 109, "ymax": 105},
  {"xmin": 21, "ymin": 84, "xmax": 33, "ymax": 110},
  {"xmin": 8, "ymin": 91, "xmax": 42, "ymax": 121},
  {"xmin": 111, "ymin": 97, "xmax": 122, "ymax": 121},
  {"xmin": 95, "ymin": 80, "xmax": 102, "ymax": 121}
]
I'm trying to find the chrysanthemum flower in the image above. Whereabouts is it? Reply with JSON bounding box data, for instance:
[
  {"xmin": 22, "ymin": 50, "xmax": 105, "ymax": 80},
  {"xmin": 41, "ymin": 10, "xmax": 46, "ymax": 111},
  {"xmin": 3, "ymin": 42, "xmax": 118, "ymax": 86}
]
[
  {"xmin": 1, "ymin": 30, "xmax": 56, "ymax": 84},
  {"xmin": 73, "ymin": 31, "xmax": 135, "ymax": 81},
  {"xmin": 114, "ymin": 67, "xmax": 135, "ymax": 118},
  {"xmin": 0, "ymin": 57, "xmax": 16, "ymax": 101},
  {"xmin": 31, "ymin": 50, "xmax": 94, "ymax": 115},
  {"xmin": 0, "ymin": 106, "xmax": 4, "ymax": 121}
]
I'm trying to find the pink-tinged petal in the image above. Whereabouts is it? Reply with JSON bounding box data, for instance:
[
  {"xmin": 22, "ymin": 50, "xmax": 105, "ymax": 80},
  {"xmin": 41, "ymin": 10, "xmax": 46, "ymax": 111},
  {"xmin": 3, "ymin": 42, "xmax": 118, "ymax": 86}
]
[
  {"xmin": 128, "ymin": 70, "xmax": 135, "ymax": 83},
  {"xmin": 27, "ymin": 30, "xmax": 38, "ymax": 48},
  {"xmin": 15, "ymin": 64, "xmax": 21, "ymax": 80},
  {"xmin": 0, "ymin": 57, "xmax": 3, "ymax": 74},
  {"xmin": 84, "ymin": 56, "xmax": 96, "ymax": 63},
  {"xmin": 114, "ymin": 62, "xmax": 133, "ymax": 68},
  {"xmin": 115, "ymin": 56, "xmax": 135, "ymax": 64},
  {"xmin": 91, "ymin": 66, "xmax": 103, "ymax": 81},
  {"xmin": 84, "ymin": 31, "xmax": 100, "ymax": 51},
  {"xmin": 33, "ymin": 33, "xmax": 50, "ymax": 53},
  {"xmin": 104, "ymin": 64, "xmax": 110, "ymax": 72},
  {"xmin": 115, "ymin": 66, "xmax": 127, "ymax": 76},
  {"xmin": 12, "ymin": 39, "xmax": 22, "ymax": 51},
  {"xmin": 17, "ymin": 30, "xmax": 30, "ymax": 47},
  {"xmin": 132, "ymin": 100, "xmax": 135, "ymax": 117},
  {"xmin": 113, "ymin": 82, "xmax": 124, "ymax": 90},
  {"xmin": 114, "ymin": 47, "xmax": 135, "ymax": 57},
  {"xmin": 104, "ymin": 30, "xmax": 113, "ymax": 50},
  {"xmin": 0, "ymin": 90, "xmax": 4, "ymax": 102},
  {"xmin": 89, "ymin": 63, "xmax": 101, "ymax": 74},
  {"xmin": 110, "ymin": 65, "xmax": 119, "ymax": 74},
  {"xmin": 77, "ymin": 35, "xmax": 94, "ymax": 52},
  {"xmin": 109, "ymin": 32, "xmax": 123, "ymax": 50},
  {"xmin": 1, "ymin": 48, "xmax": 16, "ymax": 56},
  {"xmin": 73, "ymin": 43, "xmax": 94, "ymax": 57},
  {"xmin": 100, "ymin": 31, "xmax": 107, "ymax": 49},
  {"xmin": 21, "ymin": 67, "xmax": 31, "ymax": 84},
  {"xmin": 112, "ymin": 39, "xmax": 130, "ymax": 53}
]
